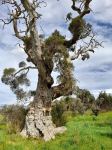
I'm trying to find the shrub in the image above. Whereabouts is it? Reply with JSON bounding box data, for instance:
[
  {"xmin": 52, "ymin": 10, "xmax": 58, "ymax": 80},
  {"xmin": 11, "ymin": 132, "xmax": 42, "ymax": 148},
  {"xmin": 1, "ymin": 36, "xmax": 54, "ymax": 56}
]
[
  {"xmin": 51, "ymin": 102, "xmax": 66, "ymax": 127},
  {"xmin": 91, "ymin": 104, "xmax": 100, "ymax": 116},
  {"xmin": 51, "ymin": 97, "xmax": 85, "ymax": 126},
  {"xmin": 1, "ymin": 105, "xmax": 27, "ymax": 133},
  {"xmin": 71, "ymin": 98, "xmax": 85, "ymax": 115}
]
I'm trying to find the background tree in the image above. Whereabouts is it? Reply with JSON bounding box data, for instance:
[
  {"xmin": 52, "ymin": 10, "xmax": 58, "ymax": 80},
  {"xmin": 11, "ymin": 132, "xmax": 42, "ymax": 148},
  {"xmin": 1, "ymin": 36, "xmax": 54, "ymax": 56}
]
[
  {"xmin": 76, "ymin": 88, "xmax": 95, "ymax": 110},
  {"xmin": 1, "ymin": 0, "xmax": 100, "ymax": 141},
  {"xmin": 96, "ymin": 92, "xmax": 112, "ymax": 111}
]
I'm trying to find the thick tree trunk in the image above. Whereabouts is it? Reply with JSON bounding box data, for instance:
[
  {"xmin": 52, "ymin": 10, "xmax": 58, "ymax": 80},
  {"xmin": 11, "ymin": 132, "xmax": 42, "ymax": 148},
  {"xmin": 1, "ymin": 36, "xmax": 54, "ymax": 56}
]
[{"xmin": 21, "ymin": 75, "xmax": 66, "ymax": 141}]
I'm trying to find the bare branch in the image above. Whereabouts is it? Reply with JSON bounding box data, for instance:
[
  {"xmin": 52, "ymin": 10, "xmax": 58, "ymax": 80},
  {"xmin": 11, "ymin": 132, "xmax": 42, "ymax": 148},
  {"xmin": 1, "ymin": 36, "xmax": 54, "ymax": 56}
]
[
  {"xmin": 70, "ymin": 32, "xmax": 103, "ymax": 61},
  {"xmin": 71, "ymin": 0, "xmax": 92, "ymax": 17},
  {"xmin": 14, "ymin": 66, "xmax": 37, "ymax": 76},
  {"xmin": 80, "ymin": 0, "xmax": 92, "ymax": 17},
  {"xmin": 71, "ymin": 0, "xmax": 81, "ymax": 14},
  {"xmin": 0, "ymin": 0, "xmax": 43, "ymax": 68}
]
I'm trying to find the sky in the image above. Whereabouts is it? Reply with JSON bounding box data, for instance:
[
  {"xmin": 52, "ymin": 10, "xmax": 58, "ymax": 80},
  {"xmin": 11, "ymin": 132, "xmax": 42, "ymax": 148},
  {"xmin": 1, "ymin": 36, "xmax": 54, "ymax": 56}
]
[{"xmin": 0, "ymin": 0, "xmax": 112, "ymax": 105}]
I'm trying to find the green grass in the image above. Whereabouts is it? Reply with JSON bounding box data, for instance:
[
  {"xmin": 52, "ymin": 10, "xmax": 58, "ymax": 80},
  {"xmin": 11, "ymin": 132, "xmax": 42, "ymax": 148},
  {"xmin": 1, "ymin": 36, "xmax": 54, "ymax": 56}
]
[{"xmin": 0, "ymin": 112, "xmax": 112, "ymax": 150}]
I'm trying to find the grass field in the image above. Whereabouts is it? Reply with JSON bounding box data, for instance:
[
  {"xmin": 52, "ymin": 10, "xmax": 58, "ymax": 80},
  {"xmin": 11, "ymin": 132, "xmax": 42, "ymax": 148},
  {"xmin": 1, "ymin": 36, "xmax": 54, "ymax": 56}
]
[{"xmin": 0, "ymin": 112, "xmax": 112, "ymax": 150}]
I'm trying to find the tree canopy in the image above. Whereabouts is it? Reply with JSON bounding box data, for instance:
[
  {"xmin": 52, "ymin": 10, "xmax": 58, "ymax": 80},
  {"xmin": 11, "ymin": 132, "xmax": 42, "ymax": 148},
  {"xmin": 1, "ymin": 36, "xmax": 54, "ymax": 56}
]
[{"xmin": 1, "ymin": 0, "xmax": 101, "ymax": 103}]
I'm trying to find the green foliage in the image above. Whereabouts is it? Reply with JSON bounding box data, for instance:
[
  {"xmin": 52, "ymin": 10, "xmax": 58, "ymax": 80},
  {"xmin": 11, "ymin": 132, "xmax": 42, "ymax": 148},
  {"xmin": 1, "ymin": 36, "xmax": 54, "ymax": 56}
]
[
  {"xmin": 91, "ymin": 104, "xmax": 100, "ymax": 116},
  {"xmin": 51, "ymin": 102, "xmax": 66, "ymax": 126},
  {"xmin": 3, "ymin": 68, "xmax": 16, "ymax": 76},
  {"xmin": 76, "ymin": 88, "xmax": 95, "ymax": 110},
  {"xmin": 60, "ymin": 97, "xmax": 85, "ymax": 114},
  {"xmin": 62, "ymin": 111, "xmax": 75, "ymax": 122},
  {"xmin": 45, "ymin": 30, "xmax": 65, "ymax": 46},
  {"xmin": 45, "ymin": 30, "xmax": 75, "ymax": 91},
  {"xmin": 69, "ymin": 16, "xmax": 92, "ymax": 40},
  {"xmin": 19, "ymin": 61, "xmax": 26, "ymax": 68},
  {"xmin": 1, "ymin": 68, "xmax": 16, "ymax": 86},
  {"xmin": 1, "ymin": 66, "xmax": 31, "ymax": 102},
  {"xmin": 51, "ymin": 96, "xmax": 85, "ymax": 126},
  {"xmin": 66, "ymin": 12, "xmax": 72, "ymax": 22},
  {"xmin": 69, "ymin": 17, "xmax": 84, "ymax": 35},
  {"xmin": 71, "ymin": 98, "xmax": 85, "ymax": 114},
  {"xmin": 1, "ymin": 105, "xmax": 27, "ymax": 134},
  {"xmin": 16, "ymin": 74, "xmax": 30, "ymax": 86},
  {"xmin": 96, "ymin": 92, "xmax": 112, "ymax": 111}
]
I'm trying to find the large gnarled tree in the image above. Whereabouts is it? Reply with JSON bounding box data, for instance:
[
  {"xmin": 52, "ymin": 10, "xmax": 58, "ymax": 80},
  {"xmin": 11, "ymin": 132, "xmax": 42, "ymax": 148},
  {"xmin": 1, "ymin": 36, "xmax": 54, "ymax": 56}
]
[{"xmin": 1, "ymin": 0, "xmax": 100, "ymax": 141}]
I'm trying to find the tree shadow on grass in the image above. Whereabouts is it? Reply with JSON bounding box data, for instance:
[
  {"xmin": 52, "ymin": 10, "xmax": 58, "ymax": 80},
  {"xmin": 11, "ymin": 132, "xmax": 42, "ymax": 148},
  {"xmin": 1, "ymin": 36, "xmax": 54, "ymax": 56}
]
[{"xmin": 100, "ymin": 132, "xmax": 112, "ymax": 138}]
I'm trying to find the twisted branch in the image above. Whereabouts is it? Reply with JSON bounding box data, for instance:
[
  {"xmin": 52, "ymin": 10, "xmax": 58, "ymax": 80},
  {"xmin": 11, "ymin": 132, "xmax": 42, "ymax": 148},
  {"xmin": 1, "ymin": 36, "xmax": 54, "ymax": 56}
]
[
  {"xmin": 70, "ymin": 32, "xmax": 103, "ymax": 61},
  {"xmin": 71, "ymin": 0, "xmax": 92, "ymax": 17},
  {"xmin": 14, "ymin": 66, "xmax": 37, "ymax": 76}
]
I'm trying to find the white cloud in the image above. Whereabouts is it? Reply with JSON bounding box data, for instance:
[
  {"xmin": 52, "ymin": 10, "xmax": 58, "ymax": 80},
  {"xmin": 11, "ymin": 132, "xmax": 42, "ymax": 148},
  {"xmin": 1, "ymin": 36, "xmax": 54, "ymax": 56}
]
[
  {"xmin": 91, "ymin": 0, "xmax": 112, "ymax": 23},
  {"xmin": 74, "ymin": 39, "xmax": 112, "ymax": 94}
]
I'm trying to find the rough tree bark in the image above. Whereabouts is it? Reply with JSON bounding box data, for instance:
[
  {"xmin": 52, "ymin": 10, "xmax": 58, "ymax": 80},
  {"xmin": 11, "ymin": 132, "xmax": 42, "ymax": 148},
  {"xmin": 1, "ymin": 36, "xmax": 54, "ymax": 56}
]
[
  {"xmin": 1, "ymin": 0, "xmax": 99, "ymax": 141},
  {"xmin": 21, "ymin": 76, "xmax": 67, "ymax": 141}
]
